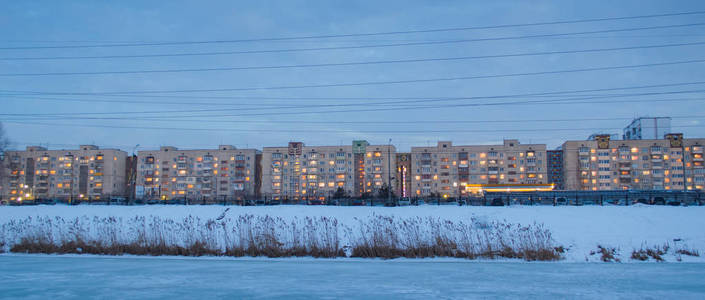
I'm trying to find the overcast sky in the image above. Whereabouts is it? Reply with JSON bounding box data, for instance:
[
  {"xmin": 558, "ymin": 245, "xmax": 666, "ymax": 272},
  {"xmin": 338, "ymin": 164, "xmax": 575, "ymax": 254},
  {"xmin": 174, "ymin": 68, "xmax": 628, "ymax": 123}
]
[{"xmin": 1, "ymin": 0, "xmax": 705, "ymax": 152}]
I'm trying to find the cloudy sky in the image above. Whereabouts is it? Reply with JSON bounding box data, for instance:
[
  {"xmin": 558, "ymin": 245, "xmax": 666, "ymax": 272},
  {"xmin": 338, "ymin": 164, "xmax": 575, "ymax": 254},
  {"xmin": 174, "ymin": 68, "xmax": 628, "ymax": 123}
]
[{"xmin": 1, "ymin": 0, "xmax": 705, "ymax": 152}]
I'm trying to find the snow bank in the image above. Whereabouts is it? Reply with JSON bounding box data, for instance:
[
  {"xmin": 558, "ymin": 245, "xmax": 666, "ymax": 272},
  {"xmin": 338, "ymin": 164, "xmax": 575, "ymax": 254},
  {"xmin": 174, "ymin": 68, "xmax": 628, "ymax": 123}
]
[{"xmin": 1, "ymin": 205, "xmax": 703, "ymax": 262}]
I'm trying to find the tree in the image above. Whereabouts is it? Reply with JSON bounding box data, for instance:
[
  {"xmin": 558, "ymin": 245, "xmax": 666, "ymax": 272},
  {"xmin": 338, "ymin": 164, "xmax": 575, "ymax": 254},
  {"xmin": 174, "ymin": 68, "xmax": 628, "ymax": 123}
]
[
  {"xmin": 376, "ymin": 183, "xmax": 396, "ymax": 199},
  {"xmin": 333, "ymin": 187, "xmax": 347, "ymax": 199}
]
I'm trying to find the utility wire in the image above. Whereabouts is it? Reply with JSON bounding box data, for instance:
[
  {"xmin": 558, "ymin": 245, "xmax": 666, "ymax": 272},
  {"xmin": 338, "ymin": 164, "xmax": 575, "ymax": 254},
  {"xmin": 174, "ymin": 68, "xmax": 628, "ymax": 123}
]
[
  {"xmin": 4, "ymin": 120, "xmax": 704, "ymax": 134},
  {"xmin": 3, "ymin": 10, "xmax": 704, "ymax": 50},
  {"xmin": 3, "ymin": 88, "xmax": 704, "ymax": 117},
  {"xmin": 5, "ymin": 115, "xmax": 705, "ymax": 125},
  {"xmin": 2, "ymin": 41, "xmax": 704, "ymax": 76},
  {"xmin": 4, "ymin": 59, "xmax": 704, "ymax": 96},
  {"xmin": 0, "ymin": 21, "xmax": 702, "ymax": 56},
  {"xmin": 6, "ymin": 95, "xmax": 705, "ymax": 121}
]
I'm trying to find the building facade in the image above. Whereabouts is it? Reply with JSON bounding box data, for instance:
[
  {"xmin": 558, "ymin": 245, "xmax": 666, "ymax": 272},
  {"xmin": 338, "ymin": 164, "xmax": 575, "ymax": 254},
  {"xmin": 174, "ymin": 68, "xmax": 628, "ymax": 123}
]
[
  {"xmin": 1, "ymin": 145, "xmax": 127, "ymax": 201},
  {"xmin": 410, "ymin": 140, "xmax": 548, "ymax": 198},
  {"xmin": 395, "ymin": 153, "xmax": 412, "ymax": 198},
  {"xmin": 259, "ymin": 141, "xmax": 396, "ymax": 201},
  {"xmin": 136, "ymin": 145, "xmax": 259, "ymax": 202},
  {"xmin": 623, "ymin": 117, "xmax": 671, "ymax": 140},
  {"xmin": 547, "ymin": 150, "xmax": 564, "ymax": 190},
  {"xmin": 562, "ymin": 134, "xmax": 705, "ymax": 191}
]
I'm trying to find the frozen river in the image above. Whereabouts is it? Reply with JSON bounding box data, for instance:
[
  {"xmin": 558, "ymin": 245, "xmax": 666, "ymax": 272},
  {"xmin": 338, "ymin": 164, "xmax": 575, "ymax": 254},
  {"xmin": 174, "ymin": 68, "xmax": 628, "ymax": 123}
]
[{"xmin": 1, "ymin": 255, "xmax": 704, "ymax": 299}]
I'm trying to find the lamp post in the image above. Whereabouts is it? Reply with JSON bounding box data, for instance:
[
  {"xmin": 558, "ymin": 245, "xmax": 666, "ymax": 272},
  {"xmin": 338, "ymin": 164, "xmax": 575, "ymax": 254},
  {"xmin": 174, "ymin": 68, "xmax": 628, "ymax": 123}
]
[{"xmin": 131, "ymin": 144, "xmax": 139, "ymax": 204}]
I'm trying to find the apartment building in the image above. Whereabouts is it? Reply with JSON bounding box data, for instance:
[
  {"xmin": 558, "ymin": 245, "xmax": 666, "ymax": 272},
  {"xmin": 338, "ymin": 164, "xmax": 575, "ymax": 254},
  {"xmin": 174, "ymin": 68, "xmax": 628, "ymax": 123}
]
[
  {"xmin": 562, "ymin": 134, "xmax": 705, "ymax": 191},
  {"xmin": 623, "ymin": 117, "xmax": 671, "ymax": 140},
  {"xmin": 410, "ymin": 140, "xmax": 548, "ymax": 197},
  {"xmin": 1, "ymin": 145, "xmax": 127, "ymax": 201},
  {"xmin": 136, "ymin": 145, "xmax": 259, "ymax": 201},
  {"xmin": 260, "ymin": 141, "xmax": 396, "ymax": 201},
  {"xmin": 547, "ymin": 150, "xmax": 564, "ymax": 190}
]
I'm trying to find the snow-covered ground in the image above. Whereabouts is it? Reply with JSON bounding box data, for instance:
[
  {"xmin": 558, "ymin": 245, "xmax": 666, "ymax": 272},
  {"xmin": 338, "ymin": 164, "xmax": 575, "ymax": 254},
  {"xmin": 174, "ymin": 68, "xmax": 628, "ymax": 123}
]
[{"xmin": 1, "ymin": 204, "xmax": 704, "ymax": 262}]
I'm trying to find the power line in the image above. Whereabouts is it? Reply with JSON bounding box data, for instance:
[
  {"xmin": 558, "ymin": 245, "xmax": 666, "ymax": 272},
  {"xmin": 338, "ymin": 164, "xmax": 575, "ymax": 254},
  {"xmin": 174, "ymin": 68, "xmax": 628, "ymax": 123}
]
[
  {"xmin": 4, "ymin": 59, "xmax": 704, "ymax": 96},
  {"xmin": 0, "ymin": 21, "xmax": 703, "ymax": 59},
  {"xmin": 5, "ymin": 115, "xmax": 705, "ymax": 125},
  {"xmin": 3, "ymin": 10, "xmax": 704, "ymax": 50},
  {"xmin": 6, "ymin": 95, "xmax": 705, "ymax": 121},
  {"xmin": 3, "ymin": 88, "xmax": 705, "ymax": 117},
  {"xmin": 2, "ymin": 41, "xmax": 704, "ymax": 76},
  {"xmin": 6, "ymin": 33, "xmax": 705, "ymax": 45},
  {"xmin": 113, "ymin": 96, "xmax": 705, "ymax": 119},
  {"xmin": 4, "ymin": 120, "xmax": 704, "ymax": 134}
]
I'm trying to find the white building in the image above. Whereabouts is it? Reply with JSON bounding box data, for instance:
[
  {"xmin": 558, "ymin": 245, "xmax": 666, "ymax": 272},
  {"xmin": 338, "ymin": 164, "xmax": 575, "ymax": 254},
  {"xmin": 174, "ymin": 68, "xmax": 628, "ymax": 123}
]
[{"xmin": 623, "ymin": 117, "xmax": 671, "ymax": 140}]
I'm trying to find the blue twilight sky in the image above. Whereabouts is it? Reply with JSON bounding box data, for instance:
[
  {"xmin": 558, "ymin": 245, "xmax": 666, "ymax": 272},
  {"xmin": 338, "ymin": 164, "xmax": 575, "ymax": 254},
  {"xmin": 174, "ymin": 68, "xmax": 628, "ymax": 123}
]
[{"xmin": 1, "ymin": 0, "xmax": 705, "ymax": 152}]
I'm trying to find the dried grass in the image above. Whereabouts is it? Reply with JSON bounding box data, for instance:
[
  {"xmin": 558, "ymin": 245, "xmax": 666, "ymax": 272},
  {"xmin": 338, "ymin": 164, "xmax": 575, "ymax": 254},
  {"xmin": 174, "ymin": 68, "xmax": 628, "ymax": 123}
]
[
  {"xmin": 1, "ymin": 214, "xmax": 561, "ymax": 261},
  {"xmin": 348, "ymin": 215, "xmax": 561, "ymax": 261}
]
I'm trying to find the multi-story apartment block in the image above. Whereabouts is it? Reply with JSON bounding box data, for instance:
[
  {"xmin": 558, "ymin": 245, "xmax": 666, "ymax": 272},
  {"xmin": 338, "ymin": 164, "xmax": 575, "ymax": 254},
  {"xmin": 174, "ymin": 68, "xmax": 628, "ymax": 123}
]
[
  {"xmin": 260, "ymin": 141, "xmax": 396, "ymax": 201},
  {"xmin": 136, "ymin": 145, "xmax": 259, "ymax": 201},
  {"xmin": 1, "ymin": 145, "xmax": 127, "ymax": 201},
  {"xmin": 410, "ymin": 140, "xmax": 548, "ymax": 197},
  {"xmin": 547, "ymin": 150, "xmax": 564, "ymax": 190},
  {"xmin": 623, "ymin": 117, "xmax": 671, "ymax": 140},
  {"xmin": 562, "ymin": 134, "xmax": 705, "ymax": 191}
]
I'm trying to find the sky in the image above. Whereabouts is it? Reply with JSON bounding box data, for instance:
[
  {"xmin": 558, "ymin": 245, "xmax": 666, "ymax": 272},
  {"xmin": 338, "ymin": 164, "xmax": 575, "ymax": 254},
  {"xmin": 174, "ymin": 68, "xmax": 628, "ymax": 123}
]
[{"xmin": 1, "ymin": 0, "xmax": 705, "ymax": 152}]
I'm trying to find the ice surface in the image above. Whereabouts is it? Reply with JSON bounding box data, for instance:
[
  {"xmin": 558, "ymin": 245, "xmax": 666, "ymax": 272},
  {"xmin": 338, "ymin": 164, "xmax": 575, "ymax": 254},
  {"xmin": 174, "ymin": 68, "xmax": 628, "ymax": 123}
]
[{"xmin": 1, "ymin": 255, "xmax": 705, "ymax": 299}]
